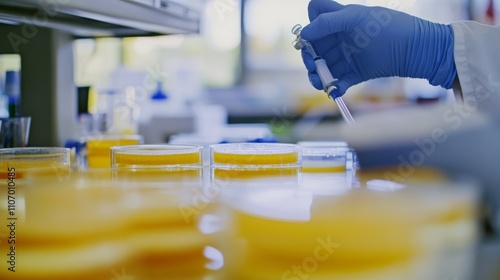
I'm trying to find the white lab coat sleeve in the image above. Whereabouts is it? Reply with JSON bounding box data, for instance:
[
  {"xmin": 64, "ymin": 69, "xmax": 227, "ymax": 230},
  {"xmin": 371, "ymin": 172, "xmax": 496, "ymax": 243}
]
[{"xmin": 451, "ymin": 21, "xmax": 500, "ymax": 115}]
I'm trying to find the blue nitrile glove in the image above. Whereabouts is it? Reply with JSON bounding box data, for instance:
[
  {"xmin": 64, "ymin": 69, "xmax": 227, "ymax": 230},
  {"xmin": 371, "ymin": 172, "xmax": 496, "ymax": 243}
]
[{"xmin": 301, "ymin": 0, "xmax": 457, "ymax": 96}]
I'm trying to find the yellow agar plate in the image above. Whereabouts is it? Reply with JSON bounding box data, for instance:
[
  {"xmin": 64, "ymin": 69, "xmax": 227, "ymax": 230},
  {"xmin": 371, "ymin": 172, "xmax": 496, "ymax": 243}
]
[
  {"xmin": 112, "ymin": 145, "xmax": 202, "ymax": 167},
  {"xmin": 211, "ymin": 143, "xmax": 300, "ymax": 166}
]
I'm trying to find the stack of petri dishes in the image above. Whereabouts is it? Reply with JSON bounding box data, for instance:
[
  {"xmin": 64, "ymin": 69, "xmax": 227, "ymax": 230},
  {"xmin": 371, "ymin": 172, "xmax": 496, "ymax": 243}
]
[
  {"xmin": 0, "ymin": 148, "xmax": 129, "ymax": 280},
  {"xmin": 0, "ymin": 142, "xmax": 480, "ymax": 280},
  {"xmin": 208, "ymin": 143, "xmax": 304, "ymax": 278},
  {"xmin": 407, "ymin": 182, "xmax": 479, "ymax": 280},
  {"xmin": 204, "ymin": 142, "xmax": 480, "ymax": 280},
  {"xmin": 217, "ymin": 180, "xmax": 479, "ymax": 280},
  {"xmin": 298, "ymin": 141, "xmax": 357, "ymax": 195},
  {"xmin": 110, "ymin": 144, "xmax": 216, "ymax": 280},
  {"xmin": 209, "ymin": 143, "xmax": 302, "ymax": 190},
  {"xmin": 298, "ymin": 141, "xmax": 356, "ymax": 173}
]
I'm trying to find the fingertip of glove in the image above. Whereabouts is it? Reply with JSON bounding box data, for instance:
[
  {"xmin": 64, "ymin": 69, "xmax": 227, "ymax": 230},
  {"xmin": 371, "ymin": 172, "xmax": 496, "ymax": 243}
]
[
  {"xmin": 300, "ymin": 24, "xmax": 318, "ymax": 41},
  {"xmin": 300, "ymin": 25, "xmax": 312, "ymax": 40},
  {"xmin": 309, "ymin": 74, "xmax": 323, "ymax": 91},
  {"xmin": 301, "ymin": 51, "xmax": 316, "ymax": 72},
  {"xmin": 302, "ymin": 15, "xmax": 329, "ymax": 41}
]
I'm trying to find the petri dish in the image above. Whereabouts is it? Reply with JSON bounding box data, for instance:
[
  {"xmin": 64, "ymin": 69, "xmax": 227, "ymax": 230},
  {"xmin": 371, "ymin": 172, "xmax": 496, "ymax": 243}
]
[
  {"xmin": 211, "ymin": 143, "xmax": 300, "ymax": 167},
  {"xmin": 111, "ymin": 144, "xmax": 203, "ymax": 168},
  {"xmin": 109, "ymin": 144, "xmax": 214, "ymax": 279},
  {"xmin": 209, "ymin": 143, "xmax": 302, "ymax": 186},
  {"xmin": 208, "ymin": 143, "xmax": 304, "ymax": 228},
  {"xmin": 217, "ymin": 180, "xmax": 479, "ymax": 280},
  {"xmin": 402, "ymin": 182, "xmax": 480, "ymax": 280},
  {"xmin": 0, "ymin": 178, "xmax": 128, "ymax": 280},
  {"xmin": 358, "ymin": 169, "xmax": 479, "ymax": 280},
  {"xmin": 85, "ymin": 134, "xmax": 143, "ymax": 169},
  {"xmin": 298, "ymin": 141, "xmax": 358, "ymax": 172},
  {"xmin": 0, "ymin": 147, "xmax": 70, "ymax": 181},
  {"xmin": 301, "ymin": 146, "xmax": 352, "ymax": 173},
  {"xmin": 111, "ymin": 144, "xmax": 204, "ymax": 182}
]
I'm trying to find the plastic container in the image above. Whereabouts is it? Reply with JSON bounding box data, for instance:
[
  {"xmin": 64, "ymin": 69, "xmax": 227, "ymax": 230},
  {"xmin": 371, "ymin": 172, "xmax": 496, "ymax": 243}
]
[
  {"xmin": 4, "ymin": 70, "xmax": 20, "ymax": 117},
  {"xmin": 0, "ymin": 116, "xmax": 31, "ymax": 148}
]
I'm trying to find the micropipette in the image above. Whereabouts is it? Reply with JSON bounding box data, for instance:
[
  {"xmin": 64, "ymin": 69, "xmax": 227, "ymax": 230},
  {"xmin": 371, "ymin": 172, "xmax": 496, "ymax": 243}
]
[{"xmin": 292, "ymin": 24, "xmax": 355, "ymax": 125}]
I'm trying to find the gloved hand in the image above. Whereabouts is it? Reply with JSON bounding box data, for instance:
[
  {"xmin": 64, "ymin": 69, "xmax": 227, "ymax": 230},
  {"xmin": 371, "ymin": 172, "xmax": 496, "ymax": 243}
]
[{"xmin": 301, "ymin": 0, "xmax": 457, "ymax": 96}]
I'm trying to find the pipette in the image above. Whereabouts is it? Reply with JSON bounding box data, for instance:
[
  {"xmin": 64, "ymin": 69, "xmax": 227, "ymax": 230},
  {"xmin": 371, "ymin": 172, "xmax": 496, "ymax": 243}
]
[{"xmin": 292, "ymin": 24, "xmax": 355, "ymax": 125}]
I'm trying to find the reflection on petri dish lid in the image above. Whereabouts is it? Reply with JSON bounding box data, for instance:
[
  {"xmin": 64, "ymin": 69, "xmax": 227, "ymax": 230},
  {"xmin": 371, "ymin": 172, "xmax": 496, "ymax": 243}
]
[
  {"xmin": 366, "ymin": 179, "xmax": 407, "ymax": 192},
  {"xmin": 227, "ymin": 188, "xmax": 313, "ymax": 222},
  {"xmin": 301, "ymin": 173, "xmax": 353, "ymax": 195}
]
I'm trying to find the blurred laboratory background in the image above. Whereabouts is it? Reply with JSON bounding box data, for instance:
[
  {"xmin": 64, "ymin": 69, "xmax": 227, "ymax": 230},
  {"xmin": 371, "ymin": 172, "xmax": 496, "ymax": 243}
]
[
  {"xmin": 0, "ymin": 0, "xmax": 498, "ymax": 146},
  {"xmin": 84, "ymin": 0, "xmax": 500, "ymax": 143}
]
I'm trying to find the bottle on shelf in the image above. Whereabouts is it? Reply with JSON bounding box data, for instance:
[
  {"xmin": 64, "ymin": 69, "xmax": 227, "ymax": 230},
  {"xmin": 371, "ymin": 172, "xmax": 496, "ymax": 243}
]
[{"xmin": 4, "ymin": 70, "xmax": 21, "ymax": 117}]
